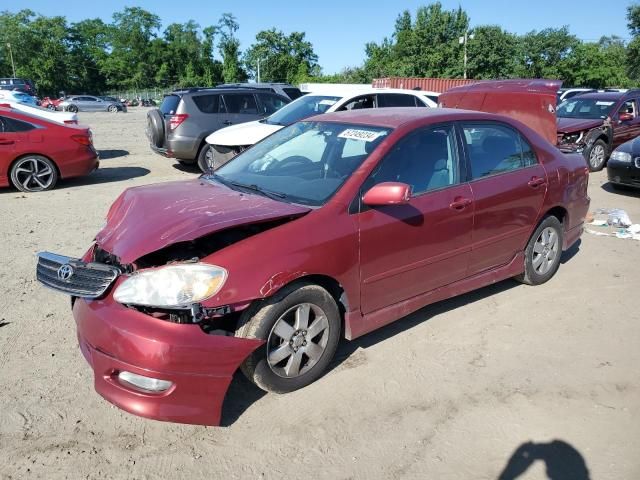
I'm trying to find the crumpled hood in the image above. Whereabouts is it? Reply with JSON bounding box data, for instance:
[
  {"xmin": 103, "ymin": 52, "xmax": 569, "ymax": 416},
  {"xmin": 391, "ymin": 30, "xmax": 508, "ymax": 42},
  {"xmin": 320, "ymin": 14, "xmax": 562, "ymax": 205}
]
[
  {"xmin": 557, "ymin": 117, "xmax": 604, "ymax": 134},
  {"xmin": 205, "ymin": 120, "xmax": 283, "ymax": 147},
  {"xmin": 96, "ymin": 179, "xmax": 310, "ymax": 264}
]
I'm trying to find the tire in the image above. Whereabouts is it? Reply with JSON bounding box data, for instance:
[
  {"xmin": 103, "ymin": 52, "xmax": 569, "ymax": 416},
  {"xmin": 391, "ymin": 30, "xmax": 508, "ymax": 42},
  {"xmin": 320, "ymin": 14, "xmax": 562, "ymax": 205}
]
[
  {"xmin": 147, "ymin": 109, "xmax": 165, "ymax": 148},
  {"xmin": 108, "ymin": 105, "xmax": 118, "ymax": 113},
  {"xmin": 585, "ymin": 139, "xmax": 607, "ymax": 171},
  {"xmin": 236, "ymin": 283, "xmax": 342, "ymax": 393},
  {"xmin": 67, "ymin": 104, "xmax": 78, "ymax": 113},
  {"xmin": 516, "ymin": 216, "xmax": 564, "ymax": 286},
  {"xmin": 10, "ymin": 155, "xmax": 59, "ymax": 192},
  {"xmin": 46, "ymin": 104, "xmax": 55, "ymax": 110},
  {"xmin": 197, "ymin": 144, "xmax": 236, "ymax": 172}
]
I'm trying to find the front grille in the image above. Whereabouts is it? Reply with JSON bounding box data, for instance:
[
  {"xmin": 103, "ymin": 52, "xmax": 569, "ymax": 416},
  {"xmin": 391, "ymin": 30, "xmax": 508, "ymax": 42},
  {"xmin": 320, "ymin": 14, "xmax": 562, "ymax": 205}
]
[{"xmin": 36, "ymin": 252, "xmax": 120, "ymax": 299}]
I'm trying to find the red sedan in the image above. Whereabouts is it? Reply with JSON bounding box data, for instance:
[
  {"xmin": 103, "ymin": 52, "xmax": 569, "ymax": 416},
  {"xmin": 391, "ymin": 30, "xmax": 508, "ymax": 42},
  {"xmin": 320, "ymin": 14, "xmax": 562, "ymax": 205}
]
[
  {"xmin": 0, "ymin": 105, "xmax": 98, "ymax": 192},
  {"xmin": 37, "ymin": 99, "xmax": 590, "ymax": 426}
]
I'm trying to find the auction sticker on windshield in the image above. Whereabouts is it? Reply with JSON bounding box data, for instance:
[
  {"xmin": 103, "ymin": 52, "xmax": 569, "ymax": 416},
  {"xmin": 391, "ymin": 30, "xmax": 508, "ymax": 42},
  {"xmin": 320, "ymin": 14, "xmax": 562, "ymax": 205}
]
[{"xmin": 338, "ymin": 129, "xmax": 385, "ymax": 142}]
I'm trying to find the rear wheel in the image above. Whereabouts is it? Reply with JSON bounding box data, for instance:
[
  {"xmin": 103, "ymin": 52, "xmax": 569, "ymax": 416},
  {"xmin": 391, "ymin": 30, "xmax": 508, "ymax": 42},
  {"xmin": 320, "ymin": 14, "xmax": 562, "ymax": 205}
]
[
  {"xmin": 66, "ymin": 104, "xmax": 78, "ymax": 113},
  {"xmin": 10, "ymin": 155, "xmax": 58, "ymax": 192},
  {"xmin": 46, "ymin": 104, "xmax": 55, "ymax": 110},
  {"xmin": 236, "ymin": 283, "xmax": 341, "ymax": 393},
  {"xmin": 585, "ymin": 139, "xmax": 607, "ymax": 171},
  {"xmin": 516, "ymin": 216, "xmax": 564, "ymax": 285}
]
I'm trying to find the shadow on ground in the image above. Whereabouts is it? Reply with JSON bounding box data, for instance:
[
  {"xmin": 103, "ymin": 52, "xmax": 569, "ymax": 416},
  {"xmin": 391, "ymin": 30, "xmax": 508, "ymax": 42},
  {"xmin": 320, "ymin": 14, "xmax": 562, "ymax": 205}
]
[
  {"xmin": 59, "ymin": 166, "xmax": 150, "ymax": 188},
  {"xmin": 98, "ymin": 149, "xmax": 129, "ymax": 160},
  {"xmin": 498, "ymin": 440, "xmax": 590, "ymax": 480},
  {"xmin": 219, "ymin": 235, "xmax": 583, "ymax": 425},
  {"xmin": 600, "ymin": 182, "xmax": 640, "ymax": 199},
  {"xmin": 171, "ymin": 161, "xmax": 201, "ymax": 174}
]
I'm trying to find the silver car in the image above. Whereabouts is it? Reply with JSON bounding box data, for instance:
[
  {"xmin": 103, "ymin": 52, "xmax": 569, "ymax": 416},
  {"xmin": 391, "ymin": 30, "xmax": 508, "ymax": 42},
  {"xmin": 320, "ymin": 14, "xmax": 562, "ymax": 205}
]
[{"xmin": 60, "ymin": 95, "xmax": 127, "ymax": 113}]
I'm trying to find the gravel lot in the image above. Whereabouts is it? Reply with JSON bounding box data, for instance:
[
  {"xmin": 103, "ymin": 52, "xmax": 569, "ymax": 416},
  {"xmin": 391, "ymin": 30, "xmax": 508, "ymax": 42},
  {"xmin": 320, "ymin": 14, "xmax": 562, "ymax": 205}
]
[{"xmin": 1, "ymin": 108, "xmax": 639, "ymax": 480}]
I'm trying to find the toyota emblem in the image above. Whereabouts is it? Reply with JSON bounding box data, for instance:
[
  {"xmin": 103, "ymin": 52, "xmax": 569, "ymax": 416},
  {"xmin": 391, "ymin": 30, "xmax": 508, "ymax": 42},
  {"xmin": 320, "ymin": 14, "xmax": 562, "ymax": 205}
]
[{"xmin": 57, "ymin": 264, "xmax": 75, "ymax": 281}]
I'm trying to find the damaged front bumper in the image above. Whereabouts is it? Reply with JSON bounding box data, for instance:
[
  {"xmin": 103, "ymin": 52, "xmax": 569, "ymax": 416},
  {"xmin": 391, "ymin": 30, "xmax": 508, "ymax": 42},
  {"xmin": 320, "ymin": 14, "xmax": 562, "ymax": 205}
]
[{"xmin": 73, "ymin": 296, "xmax": 263, "ymax": 426}]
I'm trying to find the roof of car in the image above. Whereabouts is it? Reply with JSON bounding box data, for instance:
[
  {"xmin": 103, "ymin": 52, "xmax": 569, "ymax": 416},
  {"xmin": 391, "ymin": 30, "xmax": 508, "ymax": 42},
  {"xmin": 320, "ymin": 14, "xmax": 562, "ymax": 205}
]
[
  {"xmin": 572, "ymin": 91, "xmax": 632, "ymax": 100},
  {"xmin": 311, "ymin": 107, "xmax": 499, "ymax": 129}
]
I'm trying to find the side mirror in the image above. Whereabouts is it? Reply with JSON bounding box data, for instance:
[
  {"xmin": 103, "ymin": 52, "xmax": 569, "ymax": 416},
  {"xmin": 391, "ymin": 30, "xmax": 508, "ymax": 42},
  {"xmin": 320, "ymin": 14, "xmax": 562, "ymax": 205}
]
[
  {"xmin": 362, "ymin": 182, "xmax": 411, "ymax": 206},
  {"xmin": 619, "ymin": 112, "xmax": 633, "ymax": 122}
]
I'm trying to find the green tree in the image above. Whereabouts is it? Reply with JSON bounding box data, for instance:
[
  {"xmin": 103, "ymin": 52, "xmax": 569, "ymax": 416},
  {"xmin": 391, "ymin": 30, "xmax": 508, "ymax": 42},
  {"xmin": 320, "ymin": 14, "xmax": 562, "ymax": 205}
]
[
  {"xmin": 515, "ymin": 27, "xmax": 579, "ymax": 79},
  {"xmin": 67, "ymin": 18, "xmax": 109, "ymax": 93},
  {"xmin": 218, "ymin": 13, "xmax": 247, "ymax": 83},
  {"xmin": 466, "ymin": 26, "xmax": 519, "ymax": 79},
  {"xmin": 627, "ymin": 4, "xmax": 640, "ymax": 82},
  {"xmin": 562, "ymin": 37, "xmax": 631, "ymax": 88},
  {"xmin": 244, "ymin": 29, "xmax": 319, "ymax": 83},
  {"xmin": 100, "ymin": 7, "xmax": 162, "ymax": 89}
]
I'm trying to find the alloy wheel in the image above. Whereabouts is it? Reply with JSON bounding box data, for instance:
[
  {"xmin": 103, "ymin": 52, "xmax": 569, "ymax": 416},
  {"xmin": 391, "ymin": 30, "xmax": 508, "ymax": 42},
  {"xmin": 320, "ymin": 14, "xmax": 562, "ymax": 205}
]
[
  {"xmin": 12, "ymin": 157, "xmax": 55, "ymax": 192},
  {"xmin": 532, "ymin": 226, "xmax": 559, "ymax": 275},
  {"xmin": 266, "ymin": 303, "xmax": 330, "ymax": 378},
  {"xmin": 589, "ymin": 144, "xmax": 605, "ymax": 169}
]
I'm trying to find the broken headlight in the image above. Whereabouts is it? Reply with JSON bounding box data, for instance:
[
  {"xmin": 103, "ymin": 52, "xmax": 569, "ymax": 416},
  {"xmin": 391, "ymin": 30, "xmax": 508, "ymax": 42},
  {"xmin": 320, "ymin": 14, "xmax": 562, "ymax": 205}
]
[
  {"xmin": 113, "ymin": 264, "xmax": 227, "ymax": 308},
  {"xmin": 560, "ymin": 131, "xmax": 584, "ymax": 145}
]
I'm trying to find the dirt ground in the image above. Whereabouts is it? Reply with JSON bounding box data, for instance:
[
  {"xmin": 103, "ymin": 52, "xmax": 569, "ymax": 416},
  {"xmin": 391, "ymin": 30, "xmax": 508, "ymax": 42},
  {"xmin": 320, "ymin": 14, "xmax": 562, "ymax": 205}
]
[{"xmin": 0, "ymin": 108, "xmax": 639, "ymax": 480}]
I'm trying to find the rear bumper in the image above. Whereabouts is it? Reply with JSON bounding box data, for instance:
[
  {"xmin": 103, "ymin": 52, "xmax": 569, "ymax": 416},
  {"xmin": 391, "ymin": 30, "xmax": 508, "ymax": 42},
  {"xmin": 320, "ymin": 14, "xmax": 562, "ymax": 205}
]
[
  {"xmin": 59, "ymin": 149, "xmax": 99, "ymax": 179},
  {"xmin": 149, "ymin": 137, "xmax": 199, "ymax": 161},
  {"xmin": 72, "ymin": 297, "xmax": 263, "ymax": 426}
]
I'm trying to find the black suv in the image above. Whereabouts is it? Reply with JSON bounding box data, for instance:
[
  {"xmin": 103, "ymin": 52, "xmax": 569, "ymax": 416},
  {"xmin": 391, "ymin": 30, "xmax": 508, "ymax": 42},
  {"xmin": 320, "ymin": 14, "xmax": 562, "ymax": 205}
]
[
  {"xmin": 147, "ymin": 87, "xmax": 290, "ymax": 170},
  {"xmin": 0, "ymin": 78, "xmax": 36, "ymax": 95}
]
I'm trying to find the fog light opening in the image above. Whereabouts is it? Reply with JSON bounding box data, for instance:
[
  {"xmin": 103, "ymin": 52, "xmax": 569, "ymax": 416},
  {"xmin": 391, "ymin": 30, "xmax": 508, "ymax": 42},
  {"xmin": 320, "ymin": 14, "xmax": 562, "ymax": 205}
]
[{"xmin": 117, "ymin": 371, "xmax": 173, "ymax": 392}]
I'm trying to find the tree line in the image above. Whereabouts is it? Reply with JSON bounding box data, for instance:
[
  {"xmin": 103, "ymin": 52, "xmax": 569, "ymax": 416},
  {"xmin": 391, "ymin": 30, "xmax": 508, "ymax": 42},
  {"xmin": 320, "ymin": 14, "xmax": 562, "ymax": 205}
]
[{"xmin": 0, "ymin": 3, "xmax": 638, "ymax": 96}]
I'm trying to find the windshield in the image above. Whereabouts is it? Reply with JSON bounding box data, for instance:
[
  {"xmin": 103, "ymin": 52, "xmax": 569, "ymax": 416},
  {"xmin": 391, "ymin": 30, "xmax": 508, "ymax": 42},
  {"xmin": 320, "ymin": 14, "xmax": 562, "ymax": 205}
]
[
  {"xmin": 557, "ymin": 98, "xmax": 617, "ymax": 119},
  {"xmin": 211, "ymin": 121, "xmax": 391, "ymax": 206},
  {"xmin": 264, "ymin": 95, "xmax": 341, "ymax": 126}
]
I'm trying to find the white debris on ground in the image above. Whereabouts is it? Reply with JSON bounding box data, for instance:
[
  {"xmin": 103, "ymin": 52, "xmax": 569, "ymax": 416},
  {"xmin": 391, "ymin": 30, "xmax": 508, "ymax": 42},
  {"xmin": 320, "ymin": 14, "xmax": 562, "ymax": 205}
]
[{"xmin": 586, "ymin": 208, "xmax": 640, "ymax": 240}]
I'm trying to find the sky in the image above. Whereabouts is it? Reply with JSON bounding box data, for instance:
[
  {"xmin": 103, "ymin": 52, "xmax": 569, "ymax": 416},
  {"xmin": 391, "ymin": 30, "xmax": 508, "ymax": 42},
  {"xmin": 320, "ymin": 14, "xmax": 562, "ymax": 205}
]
[{"xmin": 4, "ymin": 1, "xmax": 635, "ymax": 74}]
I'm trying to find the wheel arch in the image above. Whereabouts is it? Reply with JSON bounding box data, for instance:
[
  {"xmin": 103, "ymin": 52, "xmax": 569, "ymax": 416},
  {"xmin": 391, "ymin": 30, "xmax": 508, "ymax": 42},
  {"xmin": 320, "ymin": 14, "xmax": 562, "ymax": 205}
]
[
  {"xmin": 7, "ymin": 153, "xmax": 60, "ymax": 188},
  {"xmin": 276, "ymin": 274, "xmax": 350, "ymax": 317}
]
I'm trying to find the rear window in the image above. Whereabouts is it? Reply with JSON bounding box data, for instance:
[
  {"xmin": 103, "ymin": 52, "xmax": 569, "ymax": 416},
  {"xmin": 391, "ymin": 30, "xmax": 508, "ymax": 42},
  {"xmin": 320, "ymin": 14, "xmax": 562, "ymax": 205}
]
[
  {"xmin": 160, "ymin": 95, "xmax": 181, "ymax": 115},
  {"xmin": 283, "ymin": 88, "xmax": 303, "ymax": 100},
  {"xmin": 377, "ymin": 93, "xmax": 418, "ymax": 107},
  {"xmin": 192, "ymin": 94, "xmax": 221, "ymax": 114},
  {"xmin": 222, "ymin": 94, "xmax": 258, "ymax": 114}
]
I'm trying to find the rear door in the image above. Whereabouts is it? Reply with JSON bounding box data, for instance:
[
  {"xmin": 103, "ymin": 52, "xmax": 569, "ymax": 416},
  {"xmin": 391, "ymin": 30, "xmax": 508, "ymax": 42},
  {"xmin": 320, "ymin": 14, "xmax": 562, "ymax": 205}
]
[
  {"xmin": 460, "ymin": 121, "xmax": 547, "ymax": 274},
  {"xmin": 220, "ymin": 93, "xmax": 263, "ymax": 128},
  {"xmin": 191, "ymin": 93, "xmax": 224, "ymax": 133},
  {"xmin": 337, "ymin": 94, "xmax": 377, "ymax": 111}
]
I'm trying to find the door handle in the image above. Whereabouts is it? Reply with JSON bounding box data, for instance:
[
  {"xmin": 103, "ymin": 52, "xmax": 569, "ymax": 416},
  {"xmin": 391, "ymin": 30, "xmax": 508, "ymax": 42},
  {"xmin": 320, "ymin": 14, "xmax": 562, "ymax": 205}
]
[
  {"xmin": 223, "ymin": 121, "xmax": 233, "ymax": 126},
  {"xmin": 0, "ymin": 139, "xmax": 14, "ymax": 145},
  {"xmin": 528, "ymin": 177, "xmax": 546, "ymax": 188},
  {"xmin": 449, "ymin": 197, "xmax": 472, "ymax": 210}
]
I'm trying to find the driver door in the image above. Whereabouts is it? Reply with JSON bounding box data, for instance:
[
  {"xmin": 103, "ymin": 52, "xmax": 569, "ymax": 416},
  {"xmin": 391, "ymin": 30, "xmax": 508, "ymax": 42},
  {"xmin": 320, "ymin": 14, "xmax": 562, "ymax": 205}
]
[
  {"xmin": 613, "ymin": 99, "xmax": 640, "ymax": 147},
  {"xmin": 357, "ymin": 124, "xmax": 474, "ymax": 314}
]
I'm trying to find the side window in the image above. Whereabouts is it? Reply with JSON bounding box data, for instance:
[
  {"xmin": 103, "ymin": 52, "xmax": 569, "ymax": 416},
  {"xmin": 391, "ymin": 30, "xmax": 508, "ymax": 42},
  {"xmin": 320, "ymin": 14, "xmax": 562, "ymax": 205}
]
[
  {"xmin": 377, "ymin": 94, "xmax": 417, "ymax": 108},
  {"xmin": 365, "ymin": 125, "xmax": 459, "ymax": 196},
  {"xmin": 462, "ymin": 123, "xmax": 536, "ymax": 179},
  {"xmin": 0, "ymin": 116, "xmax": 6, "ymax": 133},
  {"xmin": 338, "ymin": 95, "xmax": 375, "ymax": 111},
  {"xmin": 618, "ymin": 100, "xmax": 637, "ymax": 118},
  {"xmin": 259, "ymin": 94, "xmax": 288, "ymax": 115},
  {"xmin": 192, "ymin": 94, "xmax": 221, "ymax": 114},
  {"xmin": 4, "ymin": 117, "xmax": 35, "ymax": 132},
  {"xmin": 222, "ymin": 94, "xmax": 258, "ymax": 115}
]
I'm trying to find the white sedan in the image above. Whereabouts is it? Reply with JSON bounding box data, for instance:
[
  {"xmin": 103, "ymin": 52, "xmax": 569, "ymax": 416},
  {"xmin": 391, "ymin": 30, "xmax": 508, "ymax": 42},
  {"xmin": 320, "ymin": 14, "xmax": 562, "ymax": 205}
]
[
  {"xmin": 201, "ymin": 88, "xmax": 439, "ymax": 171},
  {"xmin": 0, "ymin": 94, "xmax": 78, "ymax": 125}
]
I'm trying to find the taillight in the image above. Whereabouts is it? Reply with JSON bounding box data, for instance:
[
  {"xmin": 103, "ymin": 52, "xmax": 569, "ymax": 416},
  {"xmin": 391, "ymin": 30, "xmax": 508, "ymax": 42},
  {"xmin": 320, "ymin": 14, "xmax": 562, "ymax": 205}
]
[
  {"xmin": 71, "ymin": 135, "xmax": 91, "ymax": 146},
  {"xmin": 169, "ymin": 113, "xmax": 188, "ymax": 131}
]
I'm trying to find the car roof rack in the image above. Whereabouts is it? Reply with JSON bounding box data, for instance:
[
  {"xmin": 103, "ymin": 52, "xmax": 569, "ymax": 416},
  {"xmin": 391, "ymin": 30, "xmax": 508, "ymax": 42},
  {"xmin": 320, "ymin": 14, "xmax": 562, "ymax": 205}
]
[{"xmin": 171, "ymin": 86, "xmax": 260, "ymax": 94}]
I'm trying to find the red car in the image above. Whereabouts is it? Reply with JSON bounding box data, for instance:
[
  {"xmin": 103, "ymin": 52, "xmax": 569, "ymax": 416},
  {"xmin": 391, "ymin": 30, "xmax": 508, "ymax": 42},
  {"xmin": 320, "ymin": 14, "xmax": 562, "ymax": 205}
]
[
  {"xmin": 36, "ymin": 84, "xmax": 590, "ymax": 426},
  {"xmin": 40, "ymin": 97, "xmax": 64, "ymax": 110},
  {"xmin": 0, "ymin": 105, "xmax": 98, "ymax": 192}
]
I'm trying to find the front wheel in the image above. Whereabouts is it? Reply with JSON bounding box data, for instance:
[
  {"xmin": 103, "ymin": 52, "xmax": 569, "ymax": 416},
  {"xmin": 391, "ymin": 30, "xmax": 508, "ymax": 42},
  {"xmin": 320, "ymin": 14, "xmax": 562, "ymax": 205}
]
[
  {"xmin": 585, "ymin": 139, "xmax": 607, "ymax": 171},
  {"xmin": 236, "ymin": 283, "xmax": 341, "ymax": 393},
  {"xmin": 66, "ymin": 104, "xmax": 78, "ymax": 113},
  {"xmin": 108, "ymin": 105, "xmax": 118, "ymax": 113},
  {"xmin": 516, "ymin": 216, "xmax": 564, "ymax": 285}
]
